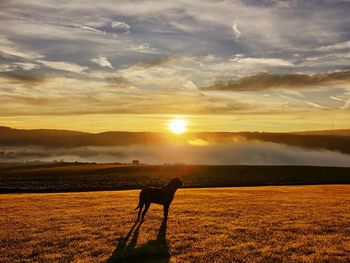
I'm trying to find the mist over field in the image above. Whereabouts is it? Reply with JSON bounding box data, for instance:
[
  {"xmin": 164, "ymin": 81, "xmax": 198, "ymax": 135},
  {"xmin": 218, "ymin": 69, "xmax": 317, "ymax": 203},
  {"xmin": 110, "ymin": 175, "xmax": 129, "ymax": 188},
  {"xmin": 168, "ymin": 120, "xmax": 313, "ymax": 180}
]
[{"xmin": 2, "ymin": 141, "xmax": 350, "ymax": 166}]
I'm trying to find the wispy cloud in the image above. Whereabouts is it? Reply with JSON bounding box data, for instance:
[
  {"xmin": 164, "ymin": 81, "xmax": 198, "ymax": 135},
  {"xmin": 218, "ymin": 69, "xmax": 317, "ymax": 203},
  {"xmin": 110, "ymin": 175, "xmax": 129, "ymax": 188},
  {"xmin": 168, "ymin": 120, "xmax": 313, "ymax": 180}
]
[
  {"xmin": 316, "ymin": 40, "xmax": 350, "ymax": 51},
  {"xmin": 203, "ymin": 71, "xmax": 350, "ymax": 91},
  {"xmin": 130, "ymin": 43, "xmax": 157, "ymax": 54},
  {"xmin": 229, "ymin": 56, "xmax": 294, "ymax": 67},
  {"xmin": 306, "ymin": 101, "xmax": 326, "ymax": 109},
  {"xmin": 0, "ymin": 62, "xmax": 39, "ymax": 72},
  {"xmin": 330, "ymin": 95, "xmax": 344, "ymax": 102},
  {"xmin": 14, "ymin": 62, "xmax": 40, "ymax": 71},
  {"xmin": 0, "ymin": 35, "xmax": 42, "ymax": 60},
  {"xmin": 0, "ymin": 72, "xmax": 47, "ymax": 85},
  {"xmin": 69, "ymin": 24, "xmax": 104, "ymax": 34},
  {"xmin": 91, "ymin": 56, "xmax": 113, "ymax": 68},
  {"xmin": 111, "ymin": 21, "xmax": 130, "ymax": 34},
  {"xmin": 341, "ymin": 99, "xmax": 350, "ymax": 109},
  {"xmin": 0, "ymin": 64, "xmax": 15, "ymax": 72},
  {"xmin": 232, "ymin": 20, "xmax": 241, "ymax": 40},
  {"xmin": 37, "ymin": 60, "xmax": 88, "ymax": 73}
]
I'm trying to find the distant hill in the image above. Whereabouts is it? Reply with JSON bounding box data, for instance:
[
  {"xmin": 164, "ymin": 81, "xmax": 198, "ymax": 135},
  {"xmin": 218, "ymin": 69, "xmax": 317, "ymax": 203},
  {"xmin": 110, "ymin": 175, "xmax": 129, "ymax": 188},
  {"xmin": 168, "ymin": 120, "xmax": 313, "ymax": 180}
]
[
  {"xmin": 292, "ymin": 129, "xmax": 350, "ymax": 136},
  {"xmin": 0, "ymin": 126, "xmax": 166, "ymax": 147},
  {"xmin": 1, "ymin": 126, "xmax": 350, "ymax": 154}
]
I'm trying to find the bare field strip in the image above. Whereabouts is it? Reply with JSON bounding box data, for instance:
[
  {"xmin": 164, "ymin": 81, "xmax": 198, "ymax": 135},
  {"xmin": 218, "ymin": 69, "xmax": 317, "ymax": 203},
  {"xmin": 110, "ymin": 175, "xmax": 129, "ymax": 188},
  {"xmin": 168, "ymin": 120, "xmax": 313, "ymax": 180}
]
[{"xmin": 1, "ymin": 185, "xmax": 350, "ymax": 262}]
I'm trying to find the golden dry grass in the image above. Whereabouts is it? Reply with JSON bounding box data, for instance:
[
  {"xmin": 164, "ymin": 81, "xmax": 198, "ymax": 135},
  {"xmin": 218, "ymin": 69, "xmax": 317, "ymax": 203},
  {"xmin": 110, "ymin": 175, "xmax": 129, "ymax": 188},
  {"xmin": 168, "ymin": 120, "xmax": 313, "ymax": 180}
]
[{"xmin": 1, "ymin": 185, "xmax": 350, "ymax": 262}]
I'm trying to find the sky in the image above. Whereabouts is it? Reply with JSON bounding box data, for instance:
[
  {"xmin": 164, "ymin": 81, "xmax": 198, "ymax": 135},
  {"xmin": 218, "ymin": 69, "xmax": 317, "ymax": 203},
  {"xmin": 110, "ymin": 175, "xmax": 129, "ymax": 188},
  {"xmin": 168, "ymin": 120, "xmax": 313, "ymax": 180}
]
[{"xmin": 0, "ymin": 0, "xmax": 350, "ymax": 132}]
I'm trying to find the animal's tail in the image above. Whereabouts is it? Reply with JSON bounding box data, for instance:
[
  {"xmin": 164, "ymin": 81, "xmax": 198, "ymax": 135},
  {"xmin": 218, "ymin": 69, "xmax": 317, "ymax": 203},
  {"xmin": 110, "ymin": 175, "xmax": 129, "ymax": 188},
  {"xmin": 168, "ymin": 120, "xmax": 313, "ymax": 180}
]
[
  {"xmin": 135, "ymin": 190, "xmax": 143, "ymax": 210},
  {"xmin": 135, "ymin": 191, "xmax": 143, "ymax": 210},
  {"xmin": 135, "ymin": 198, "xmax": 141, "ymax": 210}
]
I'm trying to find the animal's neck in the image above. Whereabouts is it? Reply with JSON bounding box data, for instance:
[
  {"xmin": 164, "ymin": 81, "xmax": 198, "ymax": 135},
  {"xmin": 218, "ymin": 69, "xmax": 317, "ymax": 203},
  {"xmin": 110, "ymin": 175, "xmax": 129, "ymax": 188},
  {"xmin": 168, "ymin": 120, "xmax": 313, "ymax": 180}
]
[{"xmin": 164, "ymin": 184, "xmax": 177, "ymax": 194}]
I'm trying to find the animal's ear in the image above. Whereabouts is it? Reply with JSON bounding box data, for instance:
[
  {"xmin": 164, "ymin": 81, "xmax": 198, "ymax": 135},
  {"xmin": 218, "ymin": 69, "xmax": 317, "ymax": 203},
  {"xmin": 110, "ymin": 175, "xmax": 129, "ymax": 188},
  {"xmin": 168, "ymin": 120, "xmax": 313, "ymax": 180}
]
[
  {"xmin": 176, "ymin": 179, "xmax": 183, "ymax": 187},
  {"xmin": 170, "ymin": 178, "xmax": 182, "ymax": 187}
]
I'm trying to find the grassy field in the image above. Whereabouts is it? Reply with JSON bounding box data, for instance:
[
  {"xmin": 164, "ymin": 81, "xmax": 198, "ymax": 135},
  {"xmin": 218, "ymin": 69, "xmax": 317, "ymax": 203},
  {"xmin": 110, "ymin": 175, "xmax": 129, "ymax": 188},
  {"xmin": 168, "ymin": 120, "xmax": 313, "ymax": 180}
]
[
  {"xmin": 1, "ymin": 163, "xmax": 350, "ymax": 193},
  {"xmin": 1, "ymin": 185, "xmax": 350, "ymax": 262}
]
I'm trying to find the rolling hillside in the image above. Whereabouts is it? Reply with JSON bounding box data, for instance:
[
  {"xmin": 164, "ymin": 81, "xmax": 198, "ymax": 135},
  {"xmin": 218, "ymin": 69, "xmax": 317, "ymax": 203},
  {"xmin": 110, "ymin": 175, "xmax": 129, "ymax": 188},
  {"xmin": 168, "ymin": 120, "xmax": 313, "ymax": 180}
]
[{"xmin": 1, "ymin": 126, "xmax": 350, "ymax": 154}]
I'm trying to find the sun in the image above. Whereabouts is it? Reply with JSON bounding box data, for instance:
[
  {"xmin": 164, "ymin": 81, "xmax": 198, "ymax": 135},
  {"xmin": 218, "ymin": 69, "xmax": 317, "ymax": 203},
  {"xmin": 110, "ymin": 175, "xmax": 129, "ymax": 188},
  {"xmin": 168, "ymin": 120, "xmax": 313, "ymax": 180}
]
[{"xmin": 168, "ymin": 119, "xmax": 187, "ymax": 134}]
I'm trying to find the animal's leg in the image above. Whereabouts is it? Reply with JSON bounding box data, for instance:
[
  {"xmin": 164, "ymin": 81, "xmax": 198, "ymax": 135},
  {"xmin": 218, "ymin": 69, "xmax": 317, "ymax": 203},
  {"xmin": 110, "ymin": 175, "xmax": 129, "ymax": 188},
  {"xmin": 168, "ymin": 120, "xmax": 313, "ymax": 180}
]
[
  {"xmin": 141, "ymin": 202, "xmax": 150, "ymax": 221},
  {"xmin": 163, "ymin": 204, "xmax": 169, "ymax": 219},
  {"xmin": 137, "ymin": 203, "xmax": 144, "ymax": 221}
]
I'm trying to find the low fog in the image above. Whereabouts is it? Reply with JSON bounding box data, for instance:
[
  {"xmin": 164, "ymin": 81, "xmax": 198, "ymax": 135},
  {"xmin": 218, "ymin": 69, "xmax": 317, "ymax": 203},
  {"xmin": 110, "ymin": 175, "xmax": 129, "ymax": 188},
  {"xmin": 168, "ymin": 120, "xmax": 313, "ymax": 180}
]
[{"xmin": 1, "ymin": 140, "xmax": 350, "ymax": 167}]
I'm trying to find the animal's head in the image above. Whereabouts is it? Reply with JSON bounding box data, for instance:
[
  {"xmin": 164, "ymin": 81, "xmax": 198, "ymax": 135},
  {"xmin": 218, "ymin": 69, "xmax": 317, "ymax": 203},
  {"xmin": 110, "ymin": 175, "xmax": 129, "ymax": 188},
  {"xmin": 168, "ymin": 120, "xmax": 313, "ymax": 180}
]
[{"xmin": 169, "ymin": 178, "xmax": 183, "ymax": 189}]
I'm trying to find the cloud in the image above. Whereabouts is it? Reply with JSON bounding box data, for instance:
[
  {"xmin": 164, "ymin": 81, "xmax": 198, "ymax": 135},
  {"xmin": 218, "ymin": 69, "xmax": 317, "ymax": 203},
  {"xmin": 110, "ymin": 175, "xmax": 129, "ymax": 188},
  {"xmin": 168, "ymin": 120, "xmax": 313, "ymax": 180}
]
[
  {"xmin": 183, "ymin": 80, "xmax": 198, "ymax": 91},
  {"xmin": 229, "ymin": 55, "xmax": 294, "ymax": 67},
  {"xmin": 14, "ymin": 62, "xmax": 40, "ymax": 71},
  {"xmin": 0, "ymin": 62, "xmax": 39, "ymax": 72},
  {"xmin": 340, "ymin": 99, "xmax": 350, "ymax": 109},
  {"xmin": 37, "ymin": 60, "xmax": 88, "ymax": 73},
  {"xmin": 91, "ymin": 56, "xmax": 113, "ymax": 68},
  {"xmin": 134, "ymin": 56, "xmax": 184, "ymax": 69},
  {"xmin": 283, "ymin": 89, "xmax": 305, "ymax": 98},
  {"xmin": 329, "ymin": 96, "xmax": 344, "ymax": 101},
  {"xmin": 0, "ymin": 72, "xmax": 47, "ymax": 84},
  {"xmin": 232, "ymin": 20, "xmax": 241, "ymax": 40},
  {"xmin": 306, "ymin": 101, "xmax": 326, "ymax": 109},
  {"xmin": 316, "ymin": 40, "xmax": 350, "ymax": 51},
  {"xmin": 69, "ymin": 24, "xmax": 104, "ymax": 34},
  {"xmin": 130, "ymin": 43, "xmax": 157, "ymax": 54},
  {"xmin": 0, "ymin": 64, "xmax": 15, "ymax": 72},
  {"xmin": 111, "ymin": 21, "xmax": 130, "ymax": 34},
  {"xmin": 203, "ymin": 71, "xmax": 350, "ymax": 91},
  {"xmin": 105, "ymin": 76, "xmax": 132, "ymax": 89},
  {"xmin": 0, "ymin": 35, "xmax": 43, "ymax": 60}
]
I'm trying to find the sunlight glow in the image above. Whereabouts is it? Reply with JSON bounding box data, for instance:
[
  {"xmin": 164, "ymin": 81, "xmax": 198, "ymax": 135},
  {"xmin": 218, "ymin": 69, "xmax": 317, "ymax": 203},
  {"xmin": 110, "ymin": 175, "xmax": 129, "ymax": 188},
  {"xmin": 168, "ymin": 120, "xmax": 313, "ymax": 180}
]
[{"xmin": 169, "ymin": 119, "xmax": 187, "ymax": 134}]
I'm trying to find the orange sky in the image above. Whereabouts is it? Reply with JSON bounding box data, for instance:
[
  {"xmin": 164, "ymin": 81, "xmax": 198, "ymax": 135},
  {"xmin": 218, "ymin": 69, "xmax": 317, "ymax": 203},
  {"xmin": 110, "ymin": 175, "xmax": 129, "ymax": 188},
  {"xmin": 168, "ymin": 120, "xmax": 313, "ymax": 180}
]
[
  {"xmin": 1, "ymin": 1, "xmax": 350, "ymax": 132},
  {"xmin": 1, "ymin": 112, "xmax": 348, "ymax": 133}
]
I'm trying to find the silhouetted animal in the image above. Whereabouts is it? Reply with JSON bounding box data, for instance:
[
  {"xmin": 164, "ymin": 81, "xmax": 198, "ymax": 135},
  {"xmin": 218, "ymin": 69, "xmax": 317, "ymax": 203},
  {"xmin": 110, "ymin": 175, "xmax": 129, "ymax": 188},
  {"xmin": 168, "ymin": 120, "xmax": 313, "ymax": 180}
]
[{"xmin": 135, "ymin": 178, "xmax": 183, "ymax": 221}]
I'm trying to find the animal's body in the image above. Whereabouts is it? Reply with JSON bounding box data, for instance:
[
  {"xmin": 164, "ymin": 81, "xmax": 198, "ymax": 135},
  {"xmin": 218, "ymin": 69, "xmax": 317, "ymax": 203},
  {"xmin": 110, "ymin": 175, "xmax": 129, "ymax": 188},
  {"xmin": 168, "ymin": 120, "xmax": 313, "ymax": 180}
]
[{"xmin": 135, "ymin": 178, "xmax": 183, "ymax": 221}]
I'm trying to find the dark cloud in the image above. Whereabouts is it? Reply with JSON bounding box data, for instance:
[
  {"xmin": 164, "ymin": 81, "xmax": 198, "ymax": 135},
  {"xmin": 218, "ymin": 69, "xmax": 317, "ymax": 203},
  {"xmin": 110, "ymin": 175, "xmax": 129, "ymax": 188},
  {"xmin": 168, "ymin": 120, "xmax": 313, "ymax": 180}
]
[
  {"xmin": 105, "ymin": 76, "xmax": 132, "ymax": 88},
  {"xmin": 246, "ymin": 0, "xmax": 350, "ymax": 8},
  {"xmin": 135, "ymin": 56, "xmax": 182, "ymax": 69},
  {"xmin": 0, "ymin": 72, "xmax": 47, "ymax": 84},
  {"xmin": 202, "ymin": 71, "xmax": 350, "ymax": 91}
]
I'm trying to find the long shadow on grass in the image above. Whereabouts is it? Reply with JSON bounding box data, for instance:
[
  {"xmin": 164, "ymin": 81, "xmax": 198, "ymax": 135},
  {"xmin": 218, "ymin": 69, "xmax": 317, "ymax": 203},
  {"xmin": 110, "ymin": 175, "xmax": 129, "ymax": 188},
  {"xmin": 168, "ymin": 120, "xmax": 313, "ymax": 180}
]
[{"xmin": 107, "ymin": 218, "xmax": 169, "ymax": 263}]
